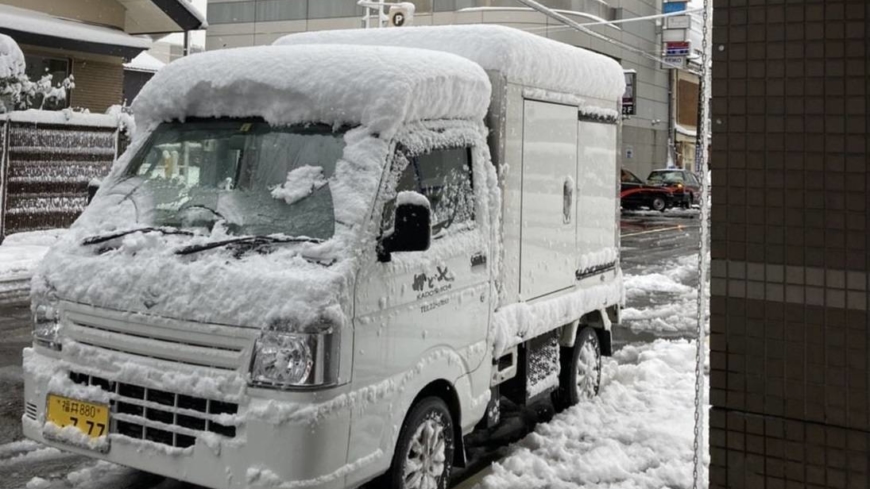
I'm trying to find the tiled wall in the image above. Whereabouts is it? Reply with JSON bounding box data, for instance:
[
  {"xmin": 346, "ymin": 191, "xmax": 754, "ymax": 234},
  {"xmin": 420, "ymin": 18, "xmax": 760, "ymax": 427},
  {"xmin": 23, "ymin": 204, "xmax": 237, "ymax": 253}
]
[{"xmin": 709, "ymin": 0, "xmax": 870, "ymax": 487}]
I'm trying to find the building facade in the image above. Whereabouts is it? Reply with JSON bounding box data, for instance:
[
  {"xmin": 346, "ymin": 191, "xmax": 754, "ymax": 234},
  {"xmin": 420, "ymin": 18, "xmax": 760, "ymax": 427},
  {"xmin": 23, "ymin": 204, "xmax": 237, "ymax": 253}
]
[
  {"xmin": 709, "ymin": 1, "xmax": 870, "ymax": 487},
  {"xmin": 204, "ymin": 0, "xmax": 672, "ymax": 179},
  {"xmin": 0, "ymin": 0, "xmax": 205, "ymax": 112}
]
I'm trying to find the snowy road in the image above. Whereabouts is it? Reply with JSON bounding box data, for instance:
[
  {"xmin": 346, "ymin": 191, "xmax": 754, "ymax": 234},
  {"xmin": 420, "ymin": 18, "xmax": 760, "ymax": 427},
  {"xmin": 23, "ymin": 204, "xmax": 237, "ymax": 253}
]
[{"xmin": 0, "ymin": 211, "xmax": 704, "ymax": 489}]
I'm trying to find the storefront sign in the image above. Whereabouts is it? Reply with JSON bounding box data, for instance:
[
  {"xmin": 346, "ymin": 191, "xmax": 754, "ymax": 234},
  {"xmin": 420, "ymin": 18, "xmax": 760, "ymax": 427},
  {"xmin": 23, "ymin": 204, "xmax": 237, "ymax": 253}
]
[
  {"xmin": 665, "ymin": 41, "xmax": 690, "ymax": 56},
  {"xmin": 622, "ymin": 71, "xmax": 636, "ymax": 116},
  {"xmin": 661, "ymin": 55, "xmax": 687, "ymax": 70},
  {"xmin": 663, "ymin": 1, "xmax": 688, "ymax": 14},
  {"xmin": 667, "ymin": 15, "xmax": 691, "ymax": 29}
]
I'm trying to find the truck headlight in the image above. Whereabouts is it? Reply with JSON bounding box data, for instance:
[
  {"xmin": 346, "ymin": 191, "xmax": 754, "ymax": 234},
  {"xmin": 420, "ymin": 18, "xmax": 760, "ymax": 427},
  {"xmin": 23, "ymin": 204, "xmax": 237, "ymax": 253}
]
[
  {"xmin": 33, "ymin": 304, "xmax": 61, "ymax": 350},
  {"xmin": 249, "ymin": 330, "xmax": 339, "ymax": 389}
]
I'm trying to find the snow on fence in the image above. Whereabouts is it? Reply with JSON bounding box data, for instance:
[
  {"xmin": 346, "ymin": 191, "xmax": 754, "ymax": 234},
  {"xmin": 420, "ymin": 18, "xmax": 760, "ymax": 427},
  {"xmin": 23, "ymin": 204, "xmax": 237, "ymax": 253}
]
[{"xmin": 0, "ymin": 110, "xmax": 125, "ymax": 240}]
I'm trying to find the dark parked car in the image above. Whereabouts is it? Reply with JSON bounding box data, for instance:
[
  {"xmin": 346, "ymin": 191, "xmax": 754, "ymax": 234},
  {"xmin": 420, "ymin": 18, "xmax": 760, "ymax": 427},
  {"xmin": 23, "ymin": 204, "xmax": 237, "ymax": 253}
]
[
  {"xmin": 646, "ymin": 168, "xmax": 701, "ymax": 208},
  {"xmin": 620, "ymin": 168, "xmax": 672, "ymax": 212}
]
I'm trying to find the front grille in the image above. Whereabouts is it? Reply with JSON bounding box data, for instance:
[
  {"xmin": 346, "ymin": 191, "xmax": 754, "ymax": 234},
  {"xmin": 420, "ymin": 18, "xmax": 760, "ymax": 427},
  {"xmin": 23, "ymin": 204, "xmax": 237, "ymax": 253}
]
[
  {"xmin": 25, "ymin": 402, "xmax": 37, "ymax": 420},
  {"xmin": 62, "ymin": 309, "xmax": 252, "ymax": 371},
  {"xmin": 70, "ymin": 372, "xmax": 239, "ymax": 449}
]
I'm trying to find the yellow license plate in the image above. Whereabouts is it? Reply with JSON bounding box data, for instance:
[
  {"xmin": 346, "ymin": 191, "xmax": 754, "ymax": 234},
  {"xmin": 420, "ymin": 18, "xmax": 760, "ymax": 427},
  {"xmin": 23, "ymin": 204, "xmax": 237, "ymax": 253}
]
[{"xmin": 46, "ymin": 394, "xmax": 109, "ymax": 439}]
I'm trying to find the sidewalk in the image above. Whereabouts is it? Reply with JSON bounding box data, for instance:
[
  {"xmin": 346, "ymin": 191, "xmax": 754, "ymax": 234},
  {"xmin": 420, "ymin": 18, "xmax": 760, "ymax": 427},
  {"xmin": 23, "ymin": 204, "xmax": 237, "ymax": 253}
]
[{"xmin": 0, "ymin": 230, "xmax": 63, "ymax": 305}]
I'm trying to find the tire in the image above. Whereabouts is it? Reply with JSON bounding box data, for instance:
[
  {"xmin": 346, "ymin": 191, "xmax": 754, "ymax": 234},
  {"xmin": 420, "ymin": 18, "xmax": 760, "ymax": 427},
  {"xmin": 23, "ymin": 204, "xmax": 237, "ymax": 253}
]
[
  {"xmin": 552, "ymin": 327, "xmax": 602, "ymax": 410},
  {"xmin": 651, "ymin": 195, "xmax": 667, "ymax": 212},
  {"xmin": 386, "ymin": 397, "xmax": 455, "ymax": 489}
]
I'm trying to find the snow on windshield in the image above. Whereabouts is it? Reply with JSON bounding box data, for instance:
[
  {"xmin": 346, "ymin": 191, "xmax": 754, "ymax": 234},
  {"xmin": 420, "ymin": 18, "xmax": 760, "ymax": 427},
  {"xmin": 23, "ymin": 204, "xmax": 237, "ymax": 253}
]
[
  {"xmin": 32, "ymin": 125, "xmax": 390, "ymax": 331},
  {"xmin": 271, "ymin": 165, "xmax": 328, "ymax": 205}
]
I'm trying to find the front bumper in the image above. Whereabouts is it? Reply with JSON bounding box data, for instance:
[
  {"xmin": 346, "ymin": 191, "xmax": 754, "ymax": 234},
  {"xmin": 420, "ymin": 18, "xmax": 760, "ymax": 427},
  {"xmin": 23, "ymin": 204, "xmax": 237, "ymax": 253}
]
[{"xmin": 22, "ymin": 347, "xmax": 354, "ymax": 489}]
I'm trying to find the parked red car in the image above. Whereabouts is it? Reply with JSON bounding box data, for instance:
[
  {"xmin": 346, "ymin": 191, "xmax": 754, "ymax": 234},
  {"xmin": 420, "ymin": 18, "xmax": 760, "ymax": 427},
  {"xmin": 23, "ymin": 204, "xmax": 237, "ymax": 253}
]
[
  {"xmin": 620, "ymin": 168, "xmax": 673, "ymax": 212},
  {"xmin": 646, "ymin": 168, "xmax": 701, "ymax": 208}
]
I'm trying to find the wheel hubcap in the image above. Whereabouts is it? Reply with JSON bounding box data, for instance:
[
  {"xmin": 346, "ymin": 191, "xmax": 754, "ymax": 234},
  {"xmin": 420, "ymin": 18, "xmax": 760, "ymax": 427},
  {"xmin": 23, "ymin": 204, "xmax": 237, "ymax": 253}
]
[
  {"xmin": 404, "ymin": 417, "xmax": 446, "ymax": 489},
  {"xmin": 576, "ymin": 341, "xmax": 599, "ymax": 400}
]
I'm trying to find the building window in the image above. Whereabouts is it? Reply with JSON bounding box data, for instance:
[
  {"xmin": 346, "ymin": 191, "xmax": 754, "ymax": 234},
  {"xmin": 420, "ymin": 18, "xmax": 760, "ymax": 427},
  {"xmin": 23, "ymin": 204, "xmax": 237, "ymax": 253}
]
[
  {"xmin": 24, "ymin": 54, "xmax": 70, "ymax": 110},
  {"xmin": 307, "ymin": 0, "xmax": 361, "ymax": 19},
  {"xmin": 257, "ymin": 0, "xmax": 307, "ymax": 21},
  {"xmin": 207, "ymin": 1, "xmax": 255, "ymax": 24},
  {"xmin": 434, "ymin": 0, "xmax": 478, "ymax": 11}
]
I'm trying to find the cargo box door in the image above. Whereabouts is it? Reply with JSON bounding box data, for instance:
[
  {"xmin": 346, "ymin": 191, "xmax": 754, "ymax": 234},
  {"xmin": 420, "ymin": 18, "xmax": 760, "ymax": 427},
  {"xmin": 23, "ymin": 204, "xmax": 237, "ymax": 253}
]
[
  {"xmin": 576, "ymin": 119, "xmax": 619, "ymax": 277},
  {"xmin": 519, "ymin": 100, "xmax": 578, "ymax": 300}
]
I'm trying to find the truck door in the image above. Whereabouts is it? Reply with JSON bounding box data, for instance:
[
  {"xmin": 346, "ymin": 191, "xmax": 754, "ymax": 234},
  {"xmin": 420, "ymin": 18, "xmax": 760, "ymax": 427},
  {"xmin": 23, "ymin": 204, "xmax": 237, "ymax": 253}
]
[
  {"xmin": 519, "ymin": 100, "xmax": 579, "ymax": 300},
  {"xmin": 350, "ymin": 143, "xmax": 491, "ymax": 465}
]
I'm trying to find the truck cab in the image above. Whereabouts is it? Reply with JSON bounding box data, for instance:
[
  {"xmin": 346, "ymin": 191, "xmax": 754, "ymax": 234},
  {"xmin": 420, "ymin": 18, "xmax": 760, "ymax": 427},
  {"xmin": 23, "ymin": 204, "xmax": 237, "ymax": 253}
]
[{"xmin": 23, "ymin": 26, "xmax": 625, "ymax": 489}]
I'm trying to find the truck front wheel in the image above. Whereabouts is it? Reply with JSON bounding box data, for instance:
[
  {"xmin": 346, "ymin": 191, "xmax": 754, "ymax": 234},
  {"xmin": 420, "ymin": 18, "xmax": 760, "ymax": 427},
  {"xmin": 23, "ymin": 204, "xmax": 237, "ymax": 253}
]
[
  {"xmin": 553, "ymin": 327, "xmax": 602, "ymax": 410},
  {"xmin": 388, "ymin": 397, "xmax": 455, "ymax": 489}
]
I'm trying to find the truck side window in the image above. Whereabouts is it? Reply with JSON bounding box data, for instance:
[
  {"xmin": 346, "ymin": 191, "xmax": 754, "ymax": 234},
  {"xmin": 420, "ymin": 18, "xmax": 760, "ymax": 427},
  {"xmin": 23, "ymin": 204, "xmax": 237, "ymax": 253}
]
[{"xmin": 383, "ymin": 147, "xmax": 474, "ymax": 238}]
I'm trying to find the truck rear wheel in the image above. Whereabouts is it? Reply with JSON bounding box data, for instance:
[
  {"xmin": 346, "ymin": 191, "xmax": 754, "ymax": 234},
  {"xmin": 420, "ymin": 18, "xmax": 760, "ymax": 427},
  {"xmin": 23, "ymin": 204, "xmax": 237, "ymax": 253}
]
[
  {"xmin": 553, "ymin": 327, "xmax": 601, "ymax": 410},
  {"xmin": 387, "ymin": 397, "xmax": 455, "ymax": 489}
]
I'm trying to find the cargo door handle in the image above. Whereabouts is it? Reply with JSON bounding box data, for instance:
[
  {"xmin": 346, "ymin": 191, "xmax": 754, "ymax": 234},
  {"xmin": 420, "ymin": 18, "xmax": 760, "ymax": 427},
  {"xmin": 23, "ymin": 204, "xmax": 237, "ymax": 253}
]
[
  {"xmin": 471, "ymin": 253, "xmax": 487, "ymax": 268},
  {"xmin": 563, "ymin": 177, "xmax": 574, "ymax": 224}
]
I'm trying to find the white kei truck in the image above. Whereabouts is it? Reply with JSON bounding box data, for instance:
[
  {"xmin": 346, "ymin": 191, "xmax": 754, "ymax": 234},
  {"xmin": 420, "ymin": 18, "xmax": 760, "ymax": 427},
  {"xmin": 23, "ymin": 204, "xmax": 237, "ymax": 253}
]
[{"xmin": 22, "ymin": 25, "xmax": 624, "ymax": 489}]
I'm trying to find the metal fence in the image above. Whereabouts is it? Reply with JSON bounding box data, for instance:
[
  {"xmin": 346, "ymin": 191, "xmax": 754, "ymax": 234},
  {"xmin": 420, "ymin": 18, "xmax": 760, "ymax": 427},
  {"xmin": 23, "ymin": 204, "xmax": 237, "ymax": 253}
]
[{"xmin": 0, "ymin": 111, "xmax": 122, "ymax": 241}]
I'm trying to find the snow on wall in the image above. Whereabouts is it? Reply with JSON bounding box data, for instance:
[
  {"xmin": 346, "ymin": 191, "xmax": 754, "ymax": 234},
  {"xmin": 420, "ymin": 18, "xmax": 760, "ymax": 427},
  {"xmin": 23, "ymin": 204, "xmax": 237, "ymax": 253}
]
[
  {"xmin": 275, "ymin": 25, "xmax": 626, "ymax": 102},
  {"xmin": 7, "ymin": 109, "xmax": 118, "ymax": 128},
  {"xmin": 2, "ymin": 113, "xmax": 121, "ymax": 235},
  {"xmin": 132, "ymin": 44, "xmax": 492, "ymax": 140}
]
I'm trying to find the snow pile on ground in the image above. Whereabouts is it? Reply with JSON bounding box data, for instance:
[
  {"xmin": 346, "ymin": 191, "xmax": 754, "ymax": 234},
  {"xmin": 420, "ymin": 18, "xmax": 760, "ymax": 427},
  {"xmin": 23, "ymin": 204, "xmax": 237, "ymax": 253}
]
[
  {"xmin": 0, "ymin": 230, "xmax": 64, "ymax": 295},
  {"xmin": 622, "ymin": 255, "xmax": 699, "ymax": 334},
  {"xmin": 482, "ymin": 339, "xmax": 708, "ymax": 489},
  {"xmin": 133, "ymin": 44, "xmax": 491, "ymax": 140},
  {"xmin": 275, "ymin": 24, "xmax": 626, "ymax": 103}
]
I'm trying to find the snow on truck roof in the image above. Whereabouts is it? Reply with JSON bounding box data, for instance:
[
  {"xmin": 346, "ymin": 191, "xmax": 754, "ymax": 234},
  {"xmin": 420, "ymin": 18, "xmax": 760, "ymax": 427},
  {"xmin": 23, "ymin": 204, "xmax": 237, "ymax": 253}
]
[
  {"xmin": 132, "ymin": 44, "xmax": 491, "ymax": 137},
  {"xmin": 275, "ymin": 25, "xmax": 626, "ymax": 102}
]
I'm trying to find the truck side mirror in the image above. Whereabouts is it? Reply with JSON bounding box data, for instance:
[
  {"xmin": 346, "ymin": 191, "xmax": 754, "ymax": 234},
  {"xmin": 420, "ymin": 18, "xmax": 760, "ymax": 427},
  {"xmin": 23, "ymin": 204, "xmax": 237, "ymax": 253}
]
[
  {"xmin": 87, "ymin": 179, "xmax": 101, "ymax": 205},
  {"xmin": 378, "ymin": 192, "xmax": 431, "ymax": 262}
]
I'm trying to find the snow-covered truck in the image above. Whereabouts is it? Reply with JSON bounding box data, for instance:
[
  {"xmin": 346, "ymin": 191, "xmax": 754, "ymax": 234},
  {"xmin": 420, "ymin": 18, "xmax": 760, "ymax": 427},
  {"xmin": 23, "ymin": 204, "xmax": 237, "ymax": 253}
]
[{"xmin": 23, "ymin": 25, "xmax": 624, "ymax": 489}]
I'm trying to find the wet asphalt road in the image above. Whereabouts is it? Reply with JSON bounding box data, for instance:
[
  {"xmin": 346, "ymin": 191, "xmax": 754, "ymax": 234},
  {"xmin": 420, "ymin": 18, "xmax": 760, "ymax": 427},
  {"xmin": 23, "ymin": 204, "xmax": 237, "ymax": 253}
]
[{"xmin": 0, "ymin": 209, "xmax": 702, "ymax": 488}]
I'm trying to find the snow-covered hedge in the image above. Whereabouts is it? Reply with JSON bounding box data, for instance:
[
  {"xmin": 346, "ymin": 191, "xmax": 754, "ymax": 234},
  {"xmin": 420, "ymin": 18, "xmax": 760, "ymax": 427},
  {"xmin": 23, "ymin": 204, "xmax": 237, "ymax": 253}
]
[{"xmin": 0, "ymin": 34, "xmax": 75, "ymax": 114}]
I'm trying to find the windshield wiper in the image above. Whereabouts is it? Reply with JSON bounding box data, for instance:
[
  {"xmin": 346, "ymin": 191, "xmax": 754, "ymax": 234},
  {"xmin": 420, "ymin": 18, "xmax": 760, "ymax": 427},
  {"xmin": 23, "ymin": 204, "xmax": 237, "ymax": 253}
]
[
  {"xmin": 82, "ymin": 227, "xmax": 194, "ymax": 246},
  {"xmin": 175, "ymin": 235, "xmax": 323, "ymax": 256}
]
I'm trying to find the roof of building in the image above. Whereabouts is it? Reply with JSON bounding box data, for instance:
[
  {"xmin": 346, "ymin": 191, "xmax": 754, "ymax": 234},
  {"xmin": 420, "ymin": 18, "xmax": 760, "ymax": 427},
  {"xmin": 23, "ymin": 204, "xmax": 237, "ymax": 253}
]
[
  {"xmin": 0, "ymin": 4, "xmax": 152, "ymax": 60},
  {"xmin": 0, "ymin": 1, "xmax": 207, "ymax": 61},
  {"xmin": 124, "ymin": 51, "xmax": 166, "ymax": 72},
  {"xmin": 275, "ymin": 24, "xmax": 625, "ymax": 102},
  {"xmin": 119, "ymin": 0, "xmax": 207, "ymax": 35},
  {"xmin": 132, "ymin": 44, "xmax": 491, "ymax": 138}
]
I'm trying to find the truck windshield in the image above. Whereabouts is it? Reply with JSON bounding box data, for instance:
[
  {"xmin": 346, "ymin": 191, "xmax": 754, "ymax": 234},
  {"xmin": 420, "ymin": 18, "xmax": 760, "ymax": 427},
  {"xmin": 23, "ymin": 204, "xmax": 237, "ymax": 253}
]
[{"xmin": 122, "ymin": 120, "xmax": 346, "ymax": 240}]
